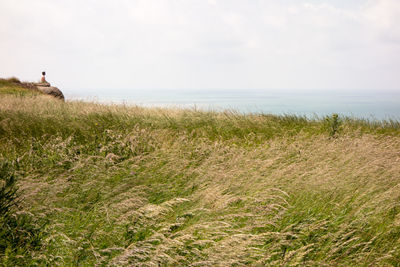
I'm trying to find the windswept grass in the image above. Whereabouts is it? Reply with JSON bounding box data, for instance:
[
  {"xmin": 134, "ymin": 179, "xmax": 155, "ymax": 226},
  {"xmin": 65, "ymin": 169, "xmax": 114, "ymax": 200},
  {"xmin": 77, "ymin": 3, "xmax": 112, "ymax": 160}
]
[{"xmin": 0, "ymin": 88, "xmax": 400, "ymax": 266}]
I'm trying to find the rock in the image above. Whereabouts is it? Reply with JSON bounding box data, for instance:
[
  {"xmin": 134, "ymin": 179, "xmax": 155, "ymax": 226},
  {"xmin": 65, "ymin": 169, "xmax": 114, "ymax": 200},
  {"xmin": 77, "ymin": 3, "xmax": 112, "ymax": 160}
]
[
  {"xmin": 17, "ymin": 81, "xmax": 65, "ymax": 101},
  {"xmin": 36, "ymin": 86, "xmax": 65, "ymax": 100}
]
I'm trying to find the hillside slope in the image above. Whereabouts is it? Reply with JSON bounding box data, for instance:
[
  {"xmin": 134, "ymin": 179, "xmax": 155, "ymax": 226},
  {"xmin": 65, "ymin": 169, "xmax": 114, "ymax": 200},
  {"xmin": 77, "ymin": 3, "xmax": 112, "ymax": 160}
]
[
  {"xmin": 0, "ymin": 78, "xmax": 64, "ymax": 100},
  {"xmin": 1, "ymin": 89, "xmax": 400, "ymax": 265},
  {"xmin": 0, "ymin": 78, "xmax": 43, "ymax": 97}
]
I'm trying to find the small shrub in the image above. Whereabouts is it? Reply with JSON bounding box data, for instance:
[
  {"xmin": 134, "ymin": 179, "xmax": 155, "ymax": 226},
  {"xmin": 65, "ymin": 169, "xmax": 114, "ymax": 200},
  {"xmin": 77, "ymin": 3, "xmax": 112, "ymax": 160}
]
[
  {"xmin": 6, "ymin": 77, "xmax": 21, "ymax": 83},
  {"xmin": 326, "ymin": 113, "xmax": 340, "ymax": 137}
]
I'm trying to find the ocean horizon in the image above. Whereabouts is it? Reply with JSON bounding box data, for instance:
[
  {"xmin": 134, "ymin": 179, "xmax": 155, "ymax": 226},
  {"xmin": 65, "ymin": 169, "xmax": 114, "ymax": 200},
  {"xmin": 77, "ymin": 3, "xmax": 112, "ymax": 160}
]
[{"xmin": 65, "ymin": 89, "xmax": 400, "ymax": 121}]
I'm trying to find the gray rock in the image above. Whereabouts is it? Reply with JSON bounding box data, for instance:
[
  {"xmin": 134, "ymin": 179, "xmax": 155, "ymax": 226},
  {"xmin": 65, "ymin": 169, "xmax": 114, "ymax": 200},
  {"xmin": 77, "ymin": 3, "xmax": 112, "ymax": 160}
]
[
  {"xmin": 36, "ymin": 86, "xmax": 65, "ymax": 100},
  {"xmin": 18, "ymin": 81, "xmax": 65, "ymax": 101}
]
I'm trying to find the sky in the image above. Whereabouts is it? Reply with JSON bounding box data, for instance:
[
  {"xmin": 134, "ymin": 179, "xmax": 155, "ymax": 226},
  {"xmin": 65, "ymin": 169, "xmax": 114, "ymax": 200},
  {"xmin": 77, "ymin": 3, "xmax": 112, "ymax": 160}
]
[{"xmin": 0, "ymin": 0, "xmax": 400, "ymax": 93}]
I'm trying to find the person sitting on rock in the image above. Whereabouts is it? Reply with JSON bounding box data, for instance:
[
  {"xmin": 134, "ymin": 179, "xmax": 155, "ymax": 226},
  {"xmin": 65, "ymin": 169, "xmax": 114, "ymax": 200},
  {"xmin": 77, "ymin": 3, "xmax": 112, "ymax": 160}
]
[
  {"xmin": 38, "ymin": 71, "xmax": 50, "ymax": 86},
  {"xmin": 41, "ymin": 72, "xmax": 47, "ymax": 83}
]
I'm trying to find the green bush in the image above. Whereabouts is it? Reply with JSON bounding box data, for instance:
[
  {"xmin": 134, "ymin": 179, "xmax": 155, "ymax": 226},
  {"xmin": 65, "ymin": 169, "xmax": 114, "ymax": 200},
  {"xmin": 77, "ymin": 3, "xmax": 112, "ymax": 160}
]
[{"xmin": 326, "ymin": 113, "xmax": 340, "ymax": 137}]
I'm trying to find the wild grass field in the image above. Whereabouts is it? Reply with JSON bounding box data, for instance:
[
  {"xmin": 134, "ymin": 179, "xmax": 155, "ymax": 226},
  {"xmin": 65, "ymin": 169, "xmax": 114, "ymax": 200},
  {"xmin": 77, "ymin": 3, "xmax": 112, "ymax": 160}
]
[{"xmin": 1, "ymin": 79, "xmax": 400, "ymax": 266}]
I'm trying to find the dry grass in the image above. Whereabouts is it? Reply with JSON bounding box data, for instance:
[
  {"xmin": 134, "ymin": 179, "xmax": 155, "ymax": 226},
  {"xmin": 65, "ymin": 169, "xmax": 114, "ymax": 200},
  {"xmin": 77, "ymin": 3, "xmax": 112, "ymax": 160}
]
[{"xmin": 1, "ymin": 91, "xmax": 400, "ymax": 266}]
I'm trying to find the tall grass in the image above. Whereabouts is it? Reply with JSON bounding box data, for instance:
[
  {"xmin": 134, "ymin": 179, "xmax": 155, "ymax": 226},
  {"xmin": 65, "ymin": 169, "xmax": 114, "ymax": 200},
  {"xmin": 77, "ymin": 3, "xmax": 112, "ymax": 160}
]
[
  {"xmin": 0, "ymin": 90, "xmax": 400, "ymax": 265},
  {"xmin": 0, "ymin": 161, "xmax": 46, "ymax": 265}
]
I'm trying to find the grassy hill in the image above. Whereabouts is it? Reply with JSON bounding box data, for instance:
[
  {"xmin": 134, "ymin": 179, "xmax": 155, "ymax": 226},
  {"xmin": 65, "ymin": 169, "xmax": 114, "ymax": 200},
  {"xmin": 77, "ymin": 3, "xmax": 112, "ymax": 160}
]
[
  {"xmin": 0, "ymin": 78, "xmax": 43, "ymax": 97},
  {"xmin": 1, "ymin": 80, "xmax": 400, "ymax": 266}
]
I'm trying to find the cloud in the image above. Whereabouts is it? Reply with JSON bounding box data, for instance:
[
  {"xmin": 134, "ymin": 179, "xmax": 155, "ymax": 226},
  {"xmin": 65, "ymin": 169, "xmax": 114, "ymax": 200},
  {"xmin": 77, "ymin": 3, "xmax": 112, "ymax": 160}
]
[
  {"xmin": 363, "ymin": 0, "xmax": 400, "ymax": 43},
  {"xmin": 0, "ymin": 0, "xmax": 399, "ymax": 91}
]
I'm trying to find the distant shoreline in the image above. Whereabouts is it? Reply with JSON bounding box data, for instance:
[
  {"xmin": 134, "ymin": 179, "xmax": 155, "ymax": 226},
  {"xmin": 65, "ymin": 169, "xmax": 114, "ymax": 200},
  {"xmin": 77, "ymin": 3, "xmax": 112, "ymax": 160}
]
[{"xmin": 65, "ymin": 90, "xmax": 400, "ymax": 121}]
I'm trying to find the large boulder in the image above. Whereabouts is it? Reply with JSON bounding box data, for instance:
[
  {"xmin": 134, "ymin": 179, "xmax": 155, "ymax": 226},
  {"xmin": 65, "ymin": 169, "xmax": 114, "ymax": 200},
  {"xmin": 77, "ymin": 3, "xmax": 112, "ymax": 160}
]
[
  {"xmin": 36, "ymin": 85, "xmax": 65, "ymax": 100},
  {"xmin": 16, "ymin": 81, "xmax": 65, "ymax": 101}
]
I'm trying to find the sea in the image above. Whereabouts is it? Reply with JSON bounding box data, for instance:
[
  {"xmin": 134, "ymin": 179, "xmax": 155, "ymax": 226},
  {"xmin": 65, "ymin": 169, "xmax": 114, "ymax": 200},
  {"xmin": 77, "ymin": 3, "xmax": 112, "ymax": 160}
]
[{"xmin": 65, "ymin": 89, "xmax": 400, "ymax": 121}]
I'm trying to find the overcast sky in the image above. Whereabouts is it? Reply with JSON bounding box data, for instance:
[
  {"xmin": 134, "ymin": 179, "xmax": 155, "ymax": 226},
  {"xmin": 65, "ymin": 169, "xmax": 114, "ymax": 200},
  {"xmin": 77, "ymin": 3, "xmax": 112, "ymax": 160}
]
[{"xmin": 1, "ymin": 0, "xmax": 399, "ymax": 92}]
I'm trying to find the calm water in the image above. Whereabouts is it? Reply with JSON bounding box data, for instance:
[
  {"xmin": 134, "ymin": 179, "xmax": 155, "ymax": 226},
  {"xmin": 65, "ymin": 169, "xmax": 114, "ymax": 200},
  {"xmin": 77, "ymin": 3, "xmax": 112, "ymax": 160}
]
[{"xmin": 65, "ymin": 89, "xmax": 400, "ymax": 120}]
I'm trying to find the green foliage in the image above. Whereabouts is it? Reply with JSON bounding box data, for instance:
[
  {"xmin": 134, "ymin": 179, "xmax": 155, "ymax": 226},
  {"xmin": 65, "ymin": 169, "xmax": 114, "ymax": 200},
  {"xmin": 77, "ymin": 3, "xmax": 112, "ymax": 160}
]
[
  {"xmin": 326, "ymin": 113, "xmax": 341, "ymax": 137},
  {"xmin": 0, "ymin": 161, "xmax": 46, "ymax": 265},
  {"xmin": 0, "ymin": 162, "xmax": 17, "ymax": 219}
]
